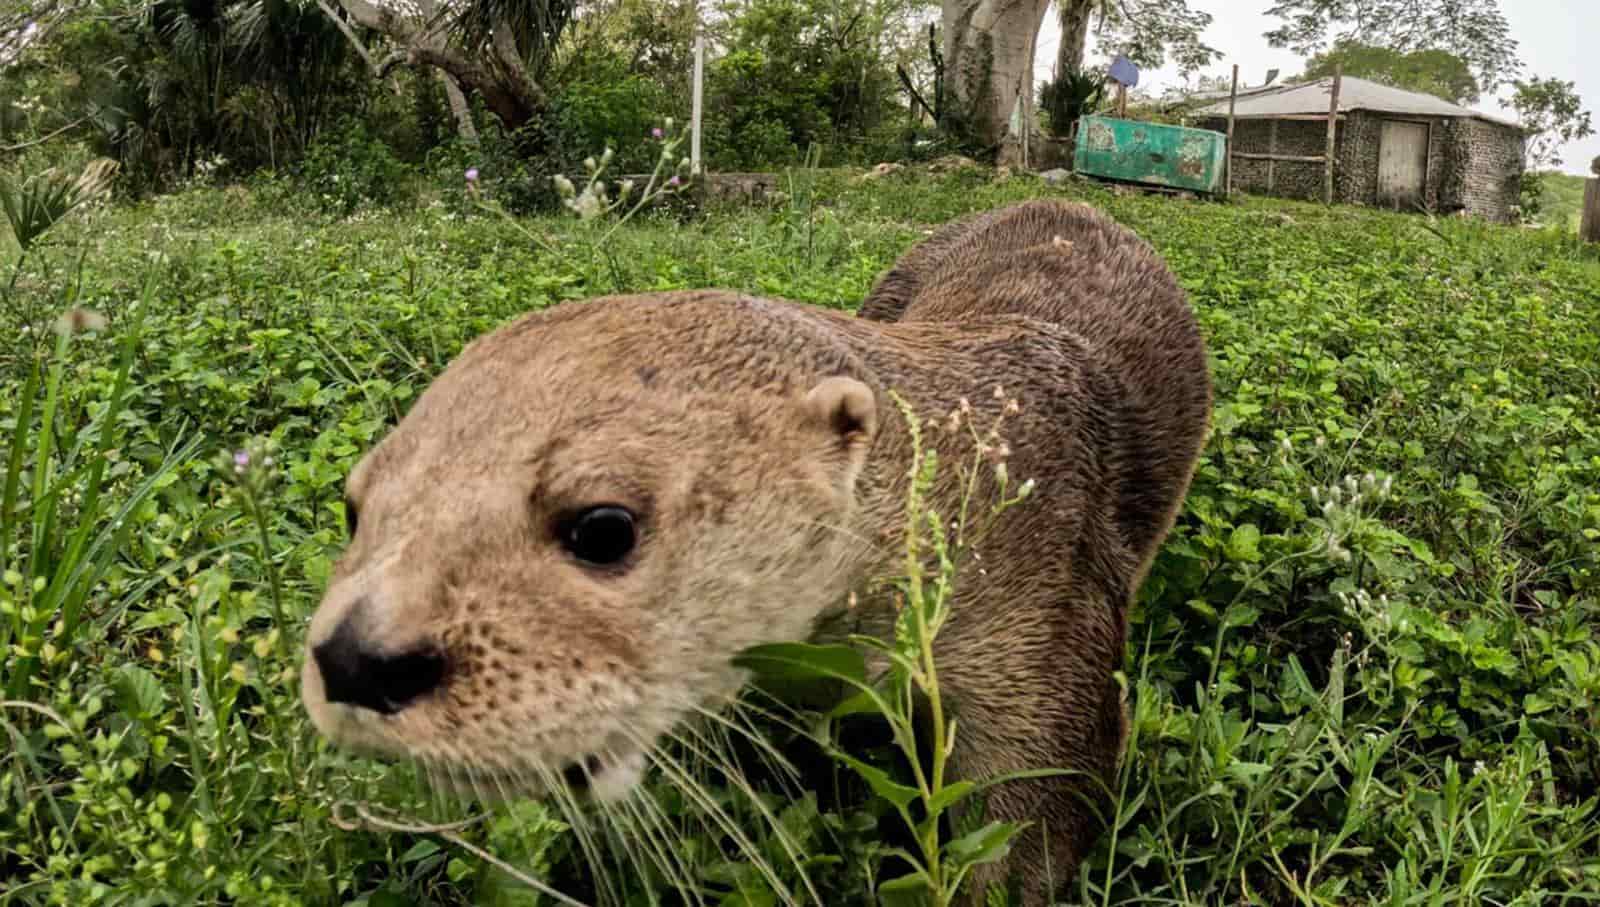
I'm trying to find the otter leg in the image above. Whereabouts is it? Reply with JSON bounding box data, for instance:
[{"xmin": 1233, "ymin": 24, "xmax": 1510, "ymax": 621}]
[
  {"xmin": 932, "ymin": 605, "xmax": 1129, "ymax": 907},
  {"xmin": 952, "ymin": 678, "xmax": 1126, "ymax": 906}
]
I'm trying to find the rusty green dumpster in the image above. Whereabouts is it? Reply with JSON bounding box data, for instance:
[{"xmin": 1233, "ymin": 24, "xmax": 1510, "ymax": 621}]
[{"xmin": 1072, "ymin": 115, "xmax": 1227, "ymax": 195}]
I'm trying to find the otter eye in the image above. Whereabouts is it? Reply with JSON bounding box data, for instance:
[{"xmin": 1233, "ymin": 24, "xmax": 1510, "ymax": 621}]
[
  {"xmin": 344, "ymin": 498, "xmax": 359, "ymax": 537},
  {"xmin": 561, "ymin": 506, "xmax": 636, "ymax": 566}
]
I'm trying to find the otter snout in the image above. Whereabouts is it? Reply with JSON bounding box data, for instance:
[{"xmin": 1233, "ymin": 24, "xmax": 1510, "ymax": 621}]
[{"xmin": 311, "ymin": 605, "xmax": 447, "ymax": 716}]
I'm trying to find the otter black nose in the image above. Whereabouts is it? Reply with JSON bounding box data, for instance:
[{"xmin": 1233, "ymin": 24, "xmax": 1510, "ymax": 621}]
[{"xmin": 312, "ymin": 613, "xmax": 446, "ymax": 715}]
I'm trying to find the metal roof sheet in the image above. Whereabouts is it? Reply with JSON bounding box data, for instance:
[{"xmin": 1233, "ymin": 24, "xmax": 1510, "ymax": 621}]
[{"xmin": 1192, "ymin": 76, "xmax": 1522, "ymax": 129}]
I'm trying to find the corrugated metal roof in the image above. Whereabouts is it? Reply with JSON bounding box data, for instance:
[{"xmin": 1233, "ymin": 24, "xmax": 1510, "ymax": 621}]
[{"xmin": 1192, "ymin": 76, "xmax": 1522, "ymax": 129}]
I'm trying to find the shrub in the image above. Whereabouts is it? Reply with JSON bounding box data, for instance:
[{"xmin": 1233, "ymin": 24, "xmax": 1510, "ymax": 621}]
[
  {"xmin": 299, "ymin": 118, "xmax": 414, "ymax": 217},
  {"xmin": 553, "ymin": 64, "xmax": 679, "ymax": 175}
]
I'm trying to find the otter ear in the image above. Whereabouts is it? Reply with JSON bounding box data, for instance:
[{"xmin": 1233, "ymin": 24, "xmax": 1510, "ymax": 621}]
[{"xmin": 801, "ymin": 376, "xmax": 878, "ymax": 493}]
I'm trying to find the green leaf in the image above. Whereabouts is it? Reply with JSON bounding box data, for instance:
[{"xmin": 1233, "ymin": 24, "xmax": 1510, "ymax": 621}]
[
  {"xmin": 400, "ymin": 840, "xmax": 440, "ymax": 862},
  {"xmin": 828, "ymin": 689, "xmax": 885, "ymax": 719},
  {"xmin": 1225, "ymin": 761, "xmax": 1273, "ymax": 785},
  {"xmin": 365, "ymin": 891, "xmax": 413, "ymax": 907},
  {"xmin": 1186, "ymin": 598, "xmax": 1219, "ymax": 622},
  {"xmin": 1225, "ymin": 523, "xmax": 1262, "ymax": 563},
  {"xmin": 946, "ymin": 820, "xmax": 1025, "ymax": 867},
  {"xmin": 477, "ymin": 865, "xmax": 546, "ymax": 907},
  {"xmin": 833, "ymin": 750, "xmax": 920, "ymax": 810},
  {"xmin": 112, "ymin": 664, "xmax": 165, "ymax": 720},
  {"xmin": 1223, "ymin": 603, "xmax": 1262, "ymax": 629},
  {"xmin": 876, "ymin": 869, "xmax": 936, "ymax": 907},
  {"xmin": 732, "ymin": 642, "xmax": 867, "ymax": 686},
  {"xmin": 925, "ymin": 780, "xmax": 977, "ymax": 817},
  {"xmin": 129, "ymin": 605, "xmax": 186, "ymax": 633}
]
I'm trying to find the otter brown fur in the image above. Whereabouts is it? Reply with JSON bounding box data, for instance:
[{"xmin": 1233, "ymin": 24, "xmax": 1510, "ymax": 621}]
[{"xmin": 300, "ymin": 199, "xmax": 1211, "ymax": 903}]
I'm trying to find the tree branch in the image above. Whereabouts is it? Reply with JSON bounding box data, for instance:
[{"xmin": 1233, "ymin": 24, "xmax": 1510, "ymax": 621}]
[
  {"xmin": 0, "ymin": 117, "xmax": 89, "ymax": 155},
  {"xmin": 898, "ymin": 64, "xmax": 937, "ymax": 122},
  {"xmin": 314, "ymin": 0, "xmax": 381, "ymax": 71}
]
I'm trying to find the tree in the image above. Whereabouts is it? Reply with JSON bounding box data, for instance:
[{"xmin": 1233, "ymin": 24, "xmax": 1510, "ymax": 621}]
[
  {"xmin": 1301, "ymin": 41, "xmax": 1479, "ymax": 103},
  {"xmin": 702, "ymin": 0, "xmax": 912, "ymax": 167},
  {"xmin": 939, "ymin": 0, "xmax": 1052, "ymax": 153},
  {"xmin": 1510, "ymin": 76, "xmax": 1593, "ymax": 170},
  {"xmin": 322, "ymin": 0, "xmax": 575, "ymax": 134},
  {"xmin": 1264, "ymin": 0, "xmax": 1519, "ymax": 94},
  {"xmin": 1054, "ymin": 0, "xmax": 1216, "ymax": 82},
  {"xmin": 3, "ymin": 0, "xmax": 371, "ymax": 188}
]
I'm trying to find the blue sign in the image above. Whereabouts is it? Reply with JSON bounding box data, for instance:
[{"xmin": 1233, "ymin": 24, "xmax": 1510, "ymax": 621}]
[{"xmin": 1108, "ymin": 55, "xmax": 1139, "ymax": 88}]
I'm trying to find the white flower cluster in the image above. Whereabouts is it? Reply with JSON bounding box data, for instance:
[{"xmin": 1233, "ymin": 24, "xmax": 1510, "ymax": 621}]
[{"xmin": 1310, "ymin": 471, "xmax": 1393, "ymax": 563}]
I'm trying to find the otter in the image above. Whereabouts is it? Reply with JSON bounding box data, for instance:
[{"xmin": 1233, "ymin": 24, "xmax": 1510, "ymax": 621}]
[{"xmin": 300, "ymin": 199, "xmax": 1212, "ymax": 903}]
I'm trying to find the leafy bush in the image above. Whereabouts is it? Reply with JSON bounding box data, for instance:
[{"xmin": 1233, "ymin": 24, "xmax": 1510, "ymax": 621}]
[
  {"xmin": 1038, "ymin": 69, "xmax": 1104, "ymax": 141},
  {"xmin": 553, "ymin": 62, "xmax": 679, "ymax": 175},
  {"xmin": 299, "ymin": 119, "xmax": 415, "ymax": 217}
]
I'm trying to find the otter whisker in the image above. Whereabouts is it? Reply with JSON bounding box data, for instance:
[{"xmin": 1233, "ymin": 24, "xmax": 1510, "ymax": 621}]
[
  {"xmin": 440, "ymin": 755, "xmax": 474, "ymax": 809},
  {"xmin": 413, "ymin": 754, "xmax": 454, "ymax": 822},
  {"xmin": 684, "ymin": 700, "xmax": 803, "ymax": 790},
  {"xmin": 578, "ymin": 748, "xmax": 655, "ymax": 904},
  {"xmin": 557, "ymin": 786, "xmax": 623, "ymax": 902},
  {"xmin": 590, "ymin": 750, "xmax": 700, "ymax": 907},
  {"xmin": 785, "ymin": 515, "xmax": 894, "ymax": 557},
  {"xmin": 538, "ymin": 759, "xmax": 623, "ymax": 907},
  {"xmin": 628, "ymin": 728, "xmax": 806, "ymax": 907},
  {"xmin": 621, "ymin": 784, "xmax": 706, "ymax": 907},
  {"xmin": 660, "ymin": 719, "xmax": 821, "ymax": 907},
  {"xmin": 729, "ymin": 685, "xmax": 835, "ymax": 744},
  {"xmin": 461, "ymin": 754, "xmax": 494, "ymax": 808}
]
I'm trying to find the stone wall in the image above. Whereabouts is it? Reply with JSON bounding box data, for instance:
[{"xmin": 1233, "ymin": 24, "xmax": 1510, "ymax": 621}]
[
  {"xmin": 1441, "ymin": 119, "xmax": 1525, "ymax": 222},
  {"xmin": 1203, "ymin": 111, "xmax": 1524, "ymax": 221}
]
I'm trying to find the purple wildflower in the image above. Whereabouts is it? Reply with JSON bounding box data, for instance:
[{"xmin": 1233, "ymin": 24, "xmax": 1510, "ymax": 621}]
[
  {"xmin": 465, "ymin": 167, "xmax": 480, "ymax": 182},
  {"xmin": 234, "ymin": 450, "xmax": 250, "ymax": 468},
  {"xmin": 668, "ymin": 175, "xmax": 681, "ymax": 187},
  {"xmin": 652, "ymin": 127, "xmax": 664, "ymax": 139}
]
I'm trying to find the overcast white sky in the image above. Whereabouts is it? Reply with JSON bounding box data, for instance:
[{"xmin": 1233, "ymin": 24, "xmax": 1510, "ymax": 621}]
[{"xmin": 1034, "ymin": 1, "xmax": 1599, "ymax": 176}]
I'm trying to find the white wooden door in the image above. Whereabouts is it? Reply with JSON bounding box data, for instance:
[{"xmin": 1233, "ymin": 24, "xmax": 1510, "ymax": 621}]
[{"xmin": 1377, "ymin": 120, "xmax": 1429, "ymax": 210}]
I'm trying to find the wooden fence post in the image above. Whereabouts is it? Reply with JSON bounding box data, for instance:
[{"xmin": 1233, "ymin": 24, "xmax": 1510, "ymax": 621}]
[
  {"xmin": 1324, "ymin": 64, "xmax": 1341, "ymax": 205},
  {"xmin": 1225, "ymin": 64, "xmax": 1239, "ymax": 198},
  {"xmin": 1267, "ymin": 120, "xmax": 1278, "ymax": 192}
]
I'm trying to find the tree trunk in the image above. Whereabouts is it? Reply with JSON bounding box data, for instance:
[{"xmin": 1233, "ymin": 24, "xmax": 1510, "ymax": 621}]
[
  {"xmin": 941, "ymin": 0, "xmax": 1053, "ymax": 152},
  {"xmin": 1054, "ymin": 0, "xmax": 1093, "ymax": 77},
  {"xmin": 438, "ymin": 71, "xmax": 479, "ymax": 145},
  {"xmin": 330, "ymin": 0, "xmax": 546, "ymax": 132}
]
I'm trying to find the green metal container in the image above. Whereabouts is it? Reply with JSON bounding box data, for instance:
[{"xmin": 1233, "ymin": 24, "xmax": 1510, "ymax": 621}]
[{"xmin": 1072, "ymin": 115, "xmax": 1227, "ymax": 194}]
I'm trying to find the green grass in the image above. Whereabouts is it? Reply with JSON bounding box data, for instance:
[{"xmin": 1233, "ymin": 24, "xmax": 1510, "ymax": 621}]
[
  {"xmin": 1535, "ymin": 170, "xmax": 1590, "ymax": 234},
  {"xmin": 2, "ymin": 168, "xmax": 1599, "ymax": 905}
]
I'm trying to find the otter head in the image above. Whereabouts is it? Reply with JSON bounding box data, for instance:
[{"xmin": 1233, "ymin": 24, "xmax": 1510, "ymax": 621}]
[{"xmin": 300, "ymin": 292, "xmax": 880, "ymax": 802}]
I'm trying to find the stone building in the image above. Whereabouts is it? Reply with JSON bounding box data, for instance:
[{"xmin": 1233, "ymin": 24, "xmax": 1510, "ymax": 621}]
[{"xmin": 1189, "ymin": 77, "xmax": 1527, "ymax": 221}]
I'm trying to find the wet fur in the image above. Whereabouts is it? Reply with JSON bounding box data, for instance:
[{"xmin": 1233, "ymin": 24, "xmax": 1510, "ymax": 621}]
[
  {"xmin": 300, "ymin": 200, "xmax": 1211, "ymax": 905},
  {"xmin": 854, "ymin": 200, "xmax": 1212, "ymax": 900}
]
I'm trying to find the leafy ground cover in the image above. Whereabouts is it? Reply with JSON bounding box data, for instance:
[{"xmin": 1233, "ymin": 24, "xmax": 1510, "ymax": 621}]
[{"xmin": 2, "ymin": 168, "xmax": 1599, "ymax": 905}]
